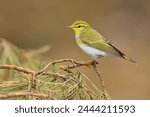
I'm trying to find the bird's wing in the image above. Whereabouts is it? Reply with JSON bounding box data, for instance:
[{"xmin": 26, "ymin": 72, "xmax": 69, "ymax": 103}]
[
  {"xmin": 81, "ymin": 29, "xmax": 136, "ymax": 62},
  {"xmin": 81, "ymin": 29, "xmax": 120, "ymax": 56}
]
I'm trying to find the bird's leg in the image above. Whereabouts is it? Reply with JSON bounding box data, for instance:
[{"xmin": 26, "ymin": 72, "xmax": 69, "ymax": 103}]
[
  {"xmin": 88, "ymin": 56, "xmax": 102, "ymax": 66},
  {"xmin": 84, "ymin": 58, "xmax": 98, "ymax": 67}
]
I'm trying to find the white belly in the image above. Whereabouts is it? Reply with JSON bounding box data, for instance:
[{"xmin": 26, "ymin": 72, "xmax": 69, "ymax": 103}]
[{"xmin": 78, "ymin": 43, "xmax": 108, "ymax": 58}]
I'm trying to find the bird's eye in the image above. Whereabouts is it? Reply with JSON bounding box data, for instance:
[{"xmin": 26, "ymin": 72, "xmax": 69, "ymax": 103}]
[{"xmin": 78, "ymin": 26, "xmax": 81, "ymax": 28}]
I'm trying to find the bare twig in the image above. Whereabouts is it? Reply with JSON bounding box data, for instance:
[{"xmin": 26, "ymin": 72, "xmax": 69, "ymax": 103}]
[
  {"xmin": 91, "ymin": 61, "xmax": 111, "ymax": 99},
  {"xmin": 61, "ymin": 59, "xmax": 98, "ymax": 70},
  {"xmin": 36, "ymin": 59, "xmax": 98, "ymax": 76},
  {"xmin": 91, "ymin": 62, "xmax": 105, "ymax": 90},
  {"xmin": 0, "ymin": 64, "xmax": 69, "ymax": 80},
  {"xmin": 0, "ymin": 64, "xmax": 35, "ymax": 75}
]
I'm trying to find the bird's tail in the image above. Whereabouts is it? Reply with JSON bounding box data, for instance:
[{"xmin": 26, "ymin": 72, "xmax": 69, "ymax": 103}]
[
  {"xmin": 121, "ymin": 53, "xmax": 136, "ymax": 63},
  {"xmin": 112, "ymin": 45, "xmax": 136, "ymax": 63},
  {"xmin": 108, "ymin": 42, "xmax": 136, "ymax": 63}
]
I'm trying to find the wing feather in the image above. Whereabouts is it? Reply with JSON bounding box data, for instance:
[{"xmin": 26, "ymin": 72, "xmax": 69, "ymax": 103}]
[
  {"xmin": 79, "ymin": 28, "xmax": 135, "ymax": 62},
  {"xmin": 81, "ymin": 29, "xmax": 120, "ymax": 56}
]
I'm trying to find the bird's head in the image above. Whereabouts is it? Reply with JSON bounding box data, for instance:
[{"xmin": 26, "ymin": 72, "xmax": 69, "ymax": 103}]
[{"xmin": 68, "ymin": 20, "xmax": 91, "ymax": 36}]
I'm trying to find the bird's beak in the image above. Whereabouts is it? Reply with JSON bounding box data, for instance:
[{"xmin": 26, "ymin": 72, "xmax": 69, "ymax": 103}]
[{"xmin": 67, "ymin": 25, "xmax": 74, "ymax": 28}]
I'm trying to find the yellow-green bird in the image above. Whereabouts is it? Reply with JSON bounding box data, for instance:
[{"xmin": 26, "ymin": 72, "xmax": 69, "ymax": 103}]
[{"xmin": 68, "ymin": 20, "xmax": 135, "ymax": 63}]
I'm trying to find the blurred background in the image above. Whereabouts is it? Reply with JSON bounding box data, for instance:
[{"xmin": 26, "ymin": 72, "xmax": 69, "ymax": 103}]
[{"xmin": 0, "ymin": 0, "xmax": 149, "ymax": 99}]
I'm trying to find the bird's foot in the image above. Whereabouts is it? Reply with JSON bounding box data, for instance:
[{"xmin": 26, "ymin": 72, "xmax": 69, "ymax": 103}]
[{"xmin": 85, "ymin": 59, "xmax": 98, "ymax": 67}]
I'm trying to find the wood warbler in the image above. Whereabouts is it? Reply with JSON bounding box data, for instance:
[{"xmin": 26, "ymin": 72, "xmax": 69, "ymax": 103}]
[{"xmin": 68, "ymin": 20, "xmax": 135, "ymax": 63}]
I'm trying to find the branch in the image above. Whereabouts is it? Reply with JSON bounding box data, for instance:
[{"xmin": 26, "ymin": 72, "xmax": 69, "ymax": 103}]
[
  {"xmin": 36, "ymin": 59, "xmax": 98, "ymax": 75},
  {"xmin": 92, "ymin": 62, "xmax": 105, "ymax": 90},
  {"xmin": 0, "ymin": 59, "xmax": 111, "ymax": 99},
  {"xmin": 0, "ymin": 65, "xmax": 67, "ymax": 79},
  {"xmin": 0, "ymin": 64, "xmax": 35, "ymax": 75}
]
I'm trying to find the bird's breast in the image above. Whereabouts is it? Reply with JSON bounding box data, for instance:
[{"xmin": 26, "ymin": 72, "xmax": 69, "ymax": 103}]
[{"xmin": 77, "ymin": 42, "xmax": 108, "ymax": 58}]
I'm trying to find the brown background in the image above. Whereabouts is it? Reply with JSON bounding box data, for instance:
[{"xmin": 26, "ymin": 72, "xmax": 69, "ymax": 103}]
[{"xmin": 0, "ymin": 0, "xmax": 149, "ymax": 99}]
